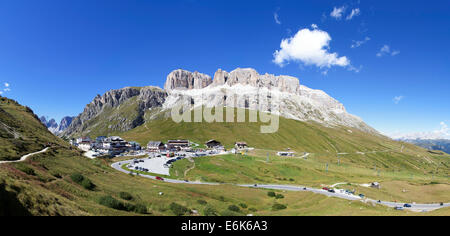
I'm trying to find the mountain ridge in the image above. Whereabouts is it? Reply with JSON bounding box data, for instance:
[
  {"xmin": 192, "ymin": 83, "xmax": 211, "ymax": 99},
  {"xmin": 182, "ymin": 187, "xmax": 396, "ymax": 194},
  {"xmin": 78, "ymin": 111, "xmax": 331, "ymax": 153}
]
[{"xmin": 62, "ymin": 68, "xmax": 378, "ymax": 138}]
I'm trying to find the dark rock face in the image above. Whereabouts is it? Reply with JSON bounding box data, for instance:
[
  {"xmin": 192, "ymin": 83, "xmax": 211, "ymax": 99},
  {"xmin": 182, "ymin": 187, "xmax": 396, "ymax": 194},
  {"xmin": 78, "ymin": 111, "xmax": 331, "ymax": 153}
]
[
  {"xmin": 40, "ymin": 116, "xmax": 58, "ymax": 130},
  {"xmin": 57, "ymin": 116, "xmax": 74, "ymax": 133},
  {"xmin": 62, "ymin": 87, "xmax": 167, "ymax": 137}
]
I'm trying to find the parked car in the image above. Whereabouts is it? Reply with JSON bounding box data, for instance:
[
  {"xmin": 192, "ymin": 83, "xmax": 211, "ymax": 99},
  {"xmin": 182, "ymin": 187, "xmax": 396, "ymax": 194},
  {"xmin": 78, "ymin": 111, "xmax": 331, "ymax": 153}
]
[
  {"xmin": 303, "ymin": 187, "xmax": 307, "ymax": 190},
  {"xmin": 440, "ymin": 202, "xmax": 444, "ymax": 206},
  {"xmin": 403, "ymin": 204, "xmax": 412, "ymax": 208},
  {"xmin": 322, "ymin": 187, "xmax": 329, "ymax": 191},
  {"xmin": 359, "ymin": 194, "xmax": 365, "ymax": 198},
  {"xmin": 328, "ymin": 189, "xmax": 335, "ymax": 193},
  {"xmin": 155, "ymin": 176, "xmax": 164, "ymax": 181},
  {"xmin": 394, "ymin": 207, "xmax": 404, "ymax": 210}
]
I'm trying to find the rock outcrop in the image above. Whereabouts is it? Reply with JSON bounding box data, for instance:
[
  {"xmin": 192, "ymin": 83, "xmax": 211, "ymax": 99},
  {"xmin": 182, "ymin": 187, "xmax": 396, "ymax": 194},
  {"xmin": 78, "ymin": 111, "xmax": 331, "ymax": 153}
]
[
  {"xmin": 164, "ymin": 69, "xmax": 212, "ymax": 91},
  {"xmin": 40, "ymin": 116, "xmax": 58, "ymax": 133},
  {"xmin": 56, "ymin": 116, "xmax": 74, "ymax": 134},
  {"xmin": 62, "ymin": 87, "xmax": 167, "ymax": 137},
  {"xmin": 210, "ymin": 68, "xmax": 301, "ymax": 94}
]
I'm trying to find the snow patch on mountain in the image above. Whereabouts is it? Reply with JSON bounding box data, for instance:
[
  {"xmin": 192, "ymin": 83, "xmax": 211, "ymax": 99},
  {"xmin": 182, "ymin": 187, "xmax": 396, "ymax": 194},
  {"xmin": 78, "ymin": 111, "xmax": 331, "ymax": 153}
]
[{"xmin": 163, "ymin": 68, "xmax": 377, "ymax": 134}]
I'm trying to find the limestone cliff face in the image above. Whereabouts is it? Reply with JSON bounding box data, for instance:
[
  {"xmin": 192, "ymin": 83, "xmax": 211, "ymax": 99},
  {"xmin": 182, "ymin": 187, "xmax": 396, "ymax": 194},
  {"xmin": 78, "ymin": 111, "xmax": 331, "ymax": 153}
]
[
  {"xmin": 165, "ymin": 68, "xmax": 378, "ymax": 134},
  {"xmin": 164, "ymin": 69, "xmax": 212, "ymax": 91},
  {"xmin": 210, "ymin": 68, "xmax": 300, "ymax": 94},
  {"xmin": 64, "ymin": 67, "xmax": 378, "ymax": 137}
]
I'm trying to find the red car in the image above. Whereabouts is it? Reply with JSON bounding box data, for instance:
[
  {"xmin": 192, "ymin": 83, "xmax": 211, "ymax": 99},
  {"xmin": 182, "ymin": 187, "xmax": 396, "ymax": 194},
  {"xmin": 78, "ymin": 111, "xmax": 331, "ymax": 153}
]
[
  {"xmin": 322, "ymin": 187, "xmax": 329, "ymax": 191},
  {"xmin": 155, "ymin": 176, "xmax": 164, "ymax": 181}
]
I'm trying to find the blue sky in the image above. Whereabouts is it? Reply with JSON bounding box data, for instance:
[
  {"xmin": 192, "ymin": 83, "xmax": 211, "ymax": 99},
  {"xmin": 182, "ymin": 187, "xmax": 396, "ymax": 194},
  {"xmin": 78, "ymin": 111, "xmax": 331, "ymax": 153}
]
[{"xmin": 0, "ymin": 0, "xmax": 449, "ymax": 137}]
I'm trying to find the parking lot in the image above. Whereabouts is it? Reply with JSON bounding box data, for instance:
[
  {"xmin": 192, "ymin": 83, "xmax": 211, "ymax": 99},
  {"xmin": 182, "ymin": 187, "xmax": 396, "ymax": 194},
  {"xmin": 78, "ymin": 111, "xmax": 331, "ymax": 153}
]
[{"xmin": 126, "ymin": 150, "xmax": 227, "ymax": 176}]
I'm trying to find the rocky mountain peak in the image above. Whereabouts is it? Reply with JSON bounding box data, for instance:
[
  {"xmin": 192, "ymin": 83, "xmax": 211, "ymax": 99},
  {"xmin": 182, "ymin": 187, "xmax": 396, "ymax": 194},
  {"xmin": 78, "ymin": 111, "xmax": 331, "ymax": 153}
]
[
  {"xmin": 164, "ymin": 69, "xmax": 212, "ymax": 91},
  {"xmin": 62, "ymin": 86, "xmax": 167, "ymax": 137},
  {"xmin": 210, "ymin": 68, "xmax": 301, "ymax": 94},
  {"xmin": 57, "ymin": 116, "xmax": 74, "ymax": 133}
]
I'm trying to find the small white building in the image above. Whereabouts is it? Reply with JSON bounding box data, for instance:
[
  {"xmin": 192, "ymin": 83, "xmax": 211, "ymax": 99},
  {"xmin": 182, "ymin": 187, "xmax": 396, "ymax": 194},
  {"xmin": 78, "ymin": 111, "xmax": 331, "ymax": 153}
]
[
  {"xmin": 78, "ymin": 142, "xmax": 93, "ymax": 152},
  {"xmin": 76, "ymin": 137, "xmax": 91, "ymax": 144},
  {"xmin": 277, "ymin": 152, "xmax": 295, "ymax": 157}
]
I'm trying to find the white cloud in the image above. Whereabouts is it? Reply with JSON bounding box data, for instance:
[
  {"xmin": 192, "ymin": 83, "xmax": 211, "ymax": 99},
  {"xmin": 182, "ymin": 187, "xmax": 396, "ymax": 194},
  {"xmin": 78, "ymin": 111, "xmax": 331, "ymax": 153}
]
[
  {"xmin": 348, "ymin": 65, "xmax": 363, "ymax": 73},
  {"xmin": 377, "ymin": 45, "xmax": 400, "ymax": 57},
  {"xmin": 393, "ymin": 95, "xmax": 404, "ymax": 104},
  {"xmin": 330, "ymin": 6, "xmax": 346, "ymax": 20},
  {"xmin": 351, "ymin": 37, "xmax": 370, "ymax": 48},
  {"xmin": 1, "ymin": 82, "xmax": 11, "ymax": 94},
  {"xmin": 346, "ymin": 8, "xmax": 361, "ymax": 20},
  {"xmin": 391, "ymin": 50, "xmax": 400, "ymax": 56},
  {"xmin": 274, "ymin": 9, "xmax": 281, "ymax": 25},
  {"xmin": 390, "ymin": 122, "xmax": 450, "ymax": 140},
  {"xmin": 311, "ymin": 24, "xmax": 318, "ymax": 29},
  {"xmin": 273, "ymin": 26, "xmax": 350, "ymax": 69}
]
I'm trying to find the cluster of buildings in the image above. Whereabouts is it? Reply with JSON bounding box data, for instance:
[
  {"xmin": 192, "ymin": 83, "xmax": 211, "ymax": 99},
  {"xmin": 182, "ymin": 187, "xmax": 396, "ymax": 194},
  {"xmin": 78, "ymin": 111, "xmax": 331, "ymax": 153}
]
[
  {"xmin": 71, "ymin": 136, "xmax": 141, "ymax": 156},
  {"xmin": 72, "ymin": 135, "xmax": 251, "ymax": 157},
  {"xmin": 146, "ymin": 139, "xmax": 247, "ymax": 153}
]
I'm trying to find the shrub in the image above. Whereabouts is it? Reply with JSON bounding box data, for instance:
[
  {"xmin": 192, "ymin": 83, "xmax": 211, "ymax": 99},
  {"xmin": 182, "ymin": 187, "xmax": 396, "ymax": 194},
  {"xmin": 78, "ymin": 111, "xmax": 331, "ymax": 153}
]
[
  {"xmin": 17, "ymin": 166, "xmax": 35, "ymax": 176},
  {"xmin": 50, "ymin": 171, "xmax": 62, "ymax": 179},
  {"xmin": 248, "ymin": 207, "xmax": 258, "ymax": 212},
  {"xmin": 70, "ymin": 173, "xmax": 95, "ymax": 190},
  {"xmin": 289, "ymin": 178, "xmax": 295, "ymax": 182},
  {"xmin": 170, "ymin": 202, "xmax": 189, "ymax": 216},
  {"xmin": 197, "ymin": 199, "xmax": 207, "ymax": 205},
  {"xmin": 99, "ymin": 195, "xmax": 126, "ymax": 211},
  {"xmin": 81, "ymin": 178, "xmax": 95, "ymax": 190},
  {"xmin": 203, "ymin": 206, "xmax": 218, "ymax": 216},
  {"xmin": 238, "ymin": 203, "xmax": 248, "ymax": 209},
  {"xmin": 98, "ymin": 195, "xmax": 147, "ymax": 214},
  {"xmin": 267, "ymin": 191, "xmax": 276, "ymax": 197},
  {"xmin": 275, "ymin": 194, "xmax": 284, "ymax": 199},
  {"xmin": 228, "ymin": 205, "xmax": 240, "ymax": 212},
  {"xmin": 272, "ymin": 203, "xmax": 287, "ymax": 211},
  {"xmin": 119, "ymin": 192, "xmax": 133, "ymax": 201},
  {"xmin": 70, "ymin": 173, "xmax": 84, "ymax": 184},
  {"xmin": 133, "ymin": 204, "xmax": 148, "ymax": 214},
  {"xmin": 218, "ymin": 196, "xmax": 225, "ymax": 202}
]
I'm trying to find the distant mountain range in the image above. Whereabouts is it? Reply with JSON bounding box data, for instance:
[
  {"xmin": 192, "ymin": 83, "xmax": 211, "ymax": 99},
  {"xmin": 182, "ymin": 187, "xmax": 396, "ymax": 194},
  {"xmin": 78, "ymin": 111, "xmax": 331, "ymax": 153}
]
[
  {"xmin": 399, "ymin": 139, "xmax": 450, "ymax": 154},
  {"xmin": 40, "ymin": 116, "xmax": 74, "ymax": 135}
]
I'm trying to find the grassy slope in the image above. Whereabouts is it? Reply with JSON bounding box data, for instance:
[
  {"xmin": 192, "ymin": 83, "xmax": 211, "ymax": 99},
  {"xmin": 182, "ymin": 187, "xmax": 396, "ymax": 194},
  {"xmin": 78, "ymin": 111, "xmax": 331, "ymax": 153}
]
[
  {"xmin": 120, "ymin": 108, "xmax": 449, "ymax": 173},
  {"xmin": 0, "ymin": 97, "xmax": 66, "ymax": 161},
  {"xmin": 1, "ymin": 100, "xmax": 448, "ymax": 215},
  {"xmin": 170, "ymin": 153, "xmax": 449, "ymax": 203},
  {"xmin": 123, "ymin": 108, "xmax": 428, "ymax": 153},
  {"xmin": 0, "ymin": 147, "xmax": 445, "ymax": 216}
]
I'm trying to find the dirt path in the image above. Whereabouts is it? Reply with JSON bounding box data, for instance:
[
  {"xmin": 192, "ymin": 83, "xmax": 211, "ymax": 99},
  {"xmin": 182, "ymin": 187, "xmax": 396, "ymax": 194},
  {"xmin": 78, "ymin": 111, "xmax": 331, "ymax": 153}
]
[
  {"xmin": 183, "ymin": 158, "xmax": 196, "ymax": 178},
  {"xmin": 0, "ymin": 147, "xmax": 49, "ymax": 164}
]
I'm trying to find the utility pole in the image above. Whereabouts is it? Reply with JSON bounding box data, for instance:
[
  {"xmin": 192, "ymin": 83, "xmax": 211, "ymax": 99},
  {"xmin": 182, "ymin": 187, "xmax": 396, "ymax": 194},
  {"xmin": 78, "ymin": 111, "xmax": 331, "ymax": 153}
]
[
  {"xmin": 326, "ymin": 163, "xmax": 329, "ymax": 173},
  {"xmin": 266, "ymin": 152, "xmax": 269, "ymax": 163}
]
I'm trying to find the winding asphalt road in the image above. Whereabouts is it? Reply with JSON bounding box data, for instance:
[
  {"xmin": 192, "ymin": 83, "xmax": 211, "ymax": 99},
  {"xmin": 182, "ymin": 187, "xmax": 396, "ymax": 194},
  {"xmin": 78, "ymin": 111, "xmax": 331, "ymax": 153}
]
[
  {"xmin": 111, "ymin": 159, "xmax": 450, "ymax": 213},
  {"xmin": 0, "ymin": 147, "xmax": 49, "ymax": 165}
]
